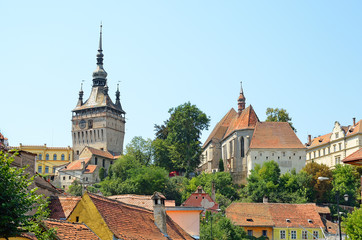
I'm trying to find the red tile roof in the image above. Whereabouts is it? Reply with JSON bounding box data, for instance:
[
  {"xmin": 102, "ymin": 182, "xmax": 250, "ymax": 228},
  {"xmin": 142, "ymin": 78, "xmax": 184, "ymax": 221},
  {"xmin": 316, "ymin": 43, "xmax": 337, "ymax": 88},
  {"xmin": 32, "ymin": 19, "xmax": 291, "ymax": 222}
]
[
  {"xmin": 347, "ymin": 119, "xmax": 362, "ymax": 136},
  {"xmin": 181, "ymin": 189, "xmax": 219, "ymax": 212},
  {"xmin": 203, "ymin": 108, "xmax": 237, "ymax": 148},
  {"xmin": 249, "ymin": 122, "xmax": 305, "ymax": 149},
  {"xmin": 226, "ymin": 203, "xmax": 324, "ymax": 228},
  {"xmin": 343, "ymin": 148, "xmax": 362, "ymax": 165},
  {"xmin": 108, "ymin": 194, "xmax": 175, "ymax": 210},
  {"xmin": 44, "ymin": 219, "xmax": 100, "ymax": 239},
  {"xmin": 85, "ymin": 165, "xmax": 97, "ymax": 173},
  {"xmin": 48, "ymin": 196, "xmax": 81, "ymax": 219},
  {"xmin": 63, "ymin": 157, "xmax": 91, "ymax": 171},
  {"xmin": 308, "ymin": 133, "xmax": 332, "ymax": 148},
  {"xmin": 223, "ymin": 105, "xmax": 259, "ymax": 139},
  {"xmin": 88, "ymin": 193, "xmax": 193, "ymax": 240},
  {"xmin": 87, "ymin": 147, "xmax": 118, "ymax": 159}
]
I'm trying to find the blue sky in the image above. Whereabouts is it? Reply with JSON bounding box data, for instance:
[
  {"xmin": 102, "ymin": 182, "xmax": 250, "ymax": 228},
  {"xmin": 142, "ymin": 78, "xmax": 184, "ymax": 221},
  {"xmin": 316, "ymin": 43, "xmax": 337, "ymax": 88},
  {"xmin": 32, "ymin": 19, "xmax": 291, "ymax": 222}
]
[{"xmin": 1, "ymin": 1, "xmax": 361, "ymax": 148}]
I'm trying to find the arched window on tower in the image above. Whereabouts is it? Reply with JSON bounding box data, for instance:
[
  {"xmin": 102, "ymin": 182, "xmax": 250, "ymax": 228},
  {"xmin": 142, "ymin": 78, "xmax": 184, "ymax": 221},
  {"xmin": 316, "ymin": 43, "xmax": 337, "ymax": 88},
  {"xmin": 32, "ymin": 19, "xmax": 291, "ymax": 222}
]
[
  {"xmin": 240, "ymin": 137, "xmax": 245, "ymax": 158},
  {"xmin": 101, "ymin": 129, "xmax": 104, "ymax": 141}
]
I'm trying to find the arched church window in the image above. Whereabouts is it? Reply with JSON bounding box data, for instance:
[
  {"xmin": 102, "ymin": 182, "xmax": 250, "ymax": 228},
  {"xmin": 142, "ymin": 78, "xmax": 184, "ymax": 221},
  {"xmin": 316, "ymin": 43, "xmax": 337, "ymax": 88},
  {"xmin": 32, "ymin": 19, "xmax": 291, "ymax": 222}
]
[
  {"xmin": 46, "ymin": 154, "xmax": 49, "ymax": 160},
  {"xmin": 53, "ymin": 154, "xmax": 57, "ymax": 160},
  {"xmin": 61, "ymin": 154, "xmax": 65, "ymax": 160},
  {"xmin": 240, "ymin": 137, "xmax": 245, "ymax": 158}
]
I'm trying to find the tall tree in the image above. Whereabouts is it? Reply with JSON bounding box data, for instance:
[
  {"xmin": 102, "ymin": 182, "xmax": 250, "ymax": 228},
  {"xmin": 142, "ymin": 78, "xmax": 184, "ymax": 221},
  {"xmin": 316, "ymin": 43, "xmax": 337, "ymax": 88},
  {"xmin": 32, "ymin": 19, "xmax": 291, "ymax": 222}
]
[
  {"xmin": 331, "ymin": 164, "xmax": 359, "ymax": 206},
  {"xmin": 125, "ymin": 136, "xmax": 153, "ymax": 166},
  {"xmin": 265, "ymin": 107, "xmax": 296, "ymax": 132},
  {"xmin": 342, "ymin": 207, "xmax": 362, "ymax": 240},
  {"xmin": 0, "ymin": 151, "xmax": 55, "ymax": 239},
  {"xmin": 153, "ymin": 102, "xmax": 210, "ymax": 174}
]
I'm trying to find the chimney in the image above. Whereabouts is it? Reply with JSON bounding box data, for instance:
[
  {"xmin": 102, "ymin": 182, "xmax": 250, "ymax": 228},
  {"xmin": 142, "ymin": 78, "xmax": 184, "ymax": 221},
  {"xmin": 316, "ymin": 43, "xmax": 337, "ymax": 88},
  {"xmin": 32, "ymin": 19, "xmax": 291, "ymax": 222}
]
[
  {"xmin": 81, "ymin": 161, "xmax": 85, "ymax": 170},
  {"xmin": 353, "ymin": 117, "xmax": 356, "ymax": 126},
  {"xmin": 211, "ymin": 181, "xmax": 216, "ymax": 201},
  {"xmin": 263, "ymin": 196, "xmax": 268, "ymax": 203},
  {"xmin": 308, "ymin": 135, "xmax": 312, "ymax": 145},
  {"xmin": 152, "ymin": 192, "xmax": 167, "ymax": 236}
]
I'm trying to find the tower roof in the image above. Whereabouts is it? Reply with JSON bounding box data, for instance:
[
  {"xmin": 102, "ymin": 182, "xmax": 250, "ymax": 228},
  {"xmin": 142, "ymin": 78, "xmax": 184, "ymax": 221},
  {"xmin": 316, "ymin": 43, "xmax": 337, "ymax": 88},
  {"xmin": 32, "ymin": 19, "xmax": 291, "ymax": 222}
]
[{"xmin": 92, "ymin": 24, "xmax": 108, "ymax": 86}]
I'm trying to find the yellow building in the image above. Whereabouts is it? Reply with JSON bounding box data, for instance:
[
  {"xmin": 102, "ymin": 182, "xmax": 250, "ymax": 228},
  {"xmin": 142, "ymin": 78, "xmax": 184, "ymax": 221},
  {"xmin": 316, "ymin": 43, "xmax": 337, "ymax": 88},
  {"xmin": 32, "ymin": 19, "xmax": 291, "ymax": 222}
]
[{"xmin": 18, "ymin": 144, "xmax": 73, "ymax": 178}]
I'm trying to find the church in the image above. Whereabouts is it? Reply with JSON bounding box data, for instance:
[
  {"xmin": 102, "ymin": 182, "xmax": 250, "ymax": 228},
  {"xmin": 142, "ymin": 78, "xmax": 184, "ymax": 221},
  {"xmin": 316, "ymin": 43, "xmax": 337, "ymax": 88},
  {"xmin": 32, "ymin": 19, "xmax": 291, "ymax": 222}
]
[
  {"xmin": 199, "ymin": 84, "xmax": 306, "ymax": 185},
  {"xmin": 57, "ymin": 25, "xmax": 125, "ymax": 189}
]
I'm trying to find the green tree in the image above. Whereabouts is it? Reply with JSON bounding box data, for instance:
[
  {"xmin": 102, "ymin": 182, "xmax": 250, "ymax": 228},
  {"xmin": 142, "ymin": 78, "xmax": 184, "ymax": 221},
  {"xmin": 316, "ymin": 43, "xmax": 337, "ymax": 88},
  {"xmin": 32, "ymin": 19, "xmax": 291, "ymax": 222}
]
[
  {"xmin": 201, "ymin": 212, "xmax": 250, "ymax": 240},
  {"xmin": 302, "ymin": 162, "xmax": 332, "ymax": 203},
  {"xmin": 265, "ymin": 107, "xmax": 296, "ymax": 132},
  {"xmin": 219, "ymin": 159, "xmax": 224, "ymax": 172},
  {"xmin": 0, "ymin": 151, "xmax": 56, "ymax": 239},
  {"xmin": 67, "ymin": 179, "xmax": 83, "ymax": 196},
  {"xmin": 99, "ymin": 167, "xmax": 106, "ymax": 181},
  {"xmin": 153, "ymin": 102, "xmax": 210, "ymax": 174},
  {"xmin": 125, "ymin": 136, "xmax": 153, "ymax": 165},
  {"xmin": 332, "ymin": 164, "xmax": 359, "ymax": 206},
  {"xmin": 342, "ymin": 207, "xmax": 362, "ymax": 240}
]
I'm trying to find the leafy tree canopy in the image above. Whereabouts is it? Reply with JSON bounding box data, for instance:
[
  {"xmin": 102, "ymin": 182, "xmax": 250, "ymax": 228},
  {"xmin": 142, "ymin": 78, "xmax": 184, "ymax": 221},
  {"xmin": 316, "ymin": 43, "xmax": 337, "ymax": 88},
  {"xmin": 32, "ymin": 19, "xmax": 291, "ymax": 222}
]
[
  {"xmin": 125, "ymin": 136, "xmax": 153, "ymax": 166},
  {"xmin": 67, "ymin": 179, "xmax": 83, "ymax": 196},
  {"xmin": 342, "ymin": 207, "xmax": 362, "ymax": 240},
  {"xmin": 153, "ymin": 102, "xmax": 210, "ymax": 174},
  {"xmin": 265, "ymin": 107, "xmax": 296, "ymax": 132},
  {"xmin": 332, "ymin": 164, "xmax": 359, "ymax": 206}
]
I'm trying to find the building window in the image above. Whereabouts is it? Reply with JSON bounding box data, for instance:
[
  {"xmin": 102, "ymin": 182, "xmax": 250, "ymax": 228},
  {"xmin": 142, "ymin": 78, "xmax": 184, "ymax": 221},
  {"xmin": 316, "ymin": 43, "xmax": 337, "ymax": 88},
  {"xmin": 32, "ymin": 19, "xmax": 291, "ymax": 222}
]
[
  {"xmin": 308, "ymin": 153, "xmax": 311, "ymax": 159},
  {"xmin": 280, "ymin": 230, "xmax": 286, "ymax": 239},
  {"xmin": 45, "ymin": 166, "xmax": 49, "ymax": 173},
  {"xmin": 282, "ymin": 152, "xmax": 286, "ymax": 157},
  {"xmin": 53, "ymin": 154, "xmax": 57, "ymax": 160},
  {"xmin": 260, "ymin": 152, "xmax": 262, "ymax": 156},
  {"xmin": 339, "ymin": 143, "xmax": 342, "ymax": 151},
  {"xmin": 302, "ymin": 230, "xmax": 308, "ymax": 239},
  {"xmin": 38, "ymin": 154, "xmax": 42, "ymax": 160},
  {"xmin": 102, "ymin": 159, "xmax": 105, "ymax": 168},
  {"xmin": 63, "ymin": 176, "xmax": 65, "ymax": 180},
  {"xmin": 38, "ymin": 166, "xmax": 42, "ymax": 173},
  {"xmin": 76, "ymin": 216, "xmax": 79, "ymax": 222},
  {"xmin": 291, "ymin": 230, "xmax": 296, "ymax": 239},
  {"xmin": 46, "ymin": 154, "xmax": 49, "ymax": 160},
  {"xmin": 299, "ymin": 156, "xmax": 302, "ymax": 160},
  {"xmin": 95, "ymin": 157, "xmax": 98, "ymax": 165},
  {"xmin": 262, "ymin": 230, "xmax": 267, "ymax": 237},
  {"xmin": 76, "ymin": 150, "xmax": 79, "ymax": 155},
  {"xmin": 313, "ymin": 231, "xmax": 319, "ymax": 239},
  {"xmin": 318, "ymin": 150, "xmax": 320, "ymax": 157},
  {"xmin": 335, "ymin": 156, "xmax": 341, "ymax": 165},
  {"xmin": 240, "ymin": 137, "xmax": 245, "ymax": 158},
  {"xmin": 335, "ymin": 132, "xmax": 339, "ymax": 138},
  {"xmin": 333, "ymin": 145, "xmax": 336, "ymax": 152},
  {"xmin": 266, "ymin": 156, "xmax": 268, "ymax": 160},
  {"xmin": 61, "ymin": 154, "xmax": 65, "ymax": 160},
  {"xmin": 247, "ymin": 230, "xmax": 253, "ymax": 236},
  {"xmin": 53, "ymin": 167, "xmax": 56, "ymax": 173}
]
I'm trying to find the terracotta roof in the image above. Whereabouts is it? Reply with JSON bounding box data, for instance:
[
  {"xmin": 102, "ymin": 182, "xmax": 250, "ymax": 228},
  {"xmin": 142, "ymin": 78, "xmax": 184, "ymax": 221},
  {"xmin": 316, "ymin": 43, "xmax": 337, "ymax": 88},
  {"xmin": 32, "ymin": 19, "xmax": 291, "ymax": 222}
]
[
  {"xmin": 249, "ymin": 122, "xmax": 305, "ymax": 149},
  {"xmin": 181, "ymin": 189, "xmax": 219, "ymax": 212},
  {"xmin": 44, "ymin": 219, "xmax": 100, "ymax": 239},
  {"xmin": 308, "ymin": 133, "xmax": 332, "ymax": 148},
  {"xmin": 202, "ymin": 108, "xmax": 237, "ymax": 148},
  {"xmin": 343, "ymin": 148, "xmax": 362, "ymax": 165},
  {"xmin": 223, "ymin": 105, "xmax": 259, "ymax": 139},
  {"xmin": 321, "ymin": 218, "xmax": 339, "ymax": 234},
  {"xmin": 347, "ymin": 119, "xmax": 362, "ymax": 136},
  {"xmin": 87, "ymin": 147, "xmax": 118, "ymax": 159},
  {"xmin": 34, "ymin": 174, "xmax": 64, "ymax": 195},
  {"xmin": 48, "ymin": 196, "xmax": 81, "ymax": 219},
  {"xmin": 226, "ymin": 203, "xmax": 324, "ymax": 228},
  {"xmin": 63, "ymin": 157, "xmax": 91, "ymax": 171},
  {"xmin": 108, "ymin": 194, "xmax": 175, "ymax": 210},
  {"xmin": 88, "ymin": 193, "xmax": 193, "ymax": 240},
  {"xmin": 85, "ymin": 165, "xmax": 97, "ymax": 173},
  {"xmin": 316, "ymin": 206, "xmax": 331, "ymax": 215},
  {"xmin": 20, "ymin": 233, "xmax": 38, "ymax": 240}
]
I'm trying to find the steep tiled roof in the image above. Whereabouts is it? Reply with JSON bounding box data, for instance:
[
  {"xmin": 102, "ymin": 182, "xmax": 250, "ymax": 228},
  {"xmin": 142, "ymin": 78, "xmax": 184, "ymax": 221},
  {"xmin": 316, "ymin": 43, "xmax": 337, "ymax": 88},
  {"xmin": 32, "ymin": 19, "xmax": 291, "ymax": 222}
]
[
  {"xmin": 249, "ymin": 122, "xmax": 305, "ymax": 149},
  {"xmin": 87, "ymin": 147, "xmax": 118, "ymax": 159},
  {"xmin": 343, "ymin": 148, "xmax": 362, "ymax": 165},
  {"xmin": 347, "ymin": 119, "xmax": 362, "ymax": 136},
  {"xmin": 44, "ymin": 219, "xmax": 100, "ymax": 239},
  {"xmin": 88, "ymin": 193, "xmax": 193, "ymax": 240},
  {"xmin": 62, "ymin": 157, "xmax": 91, "ymax": 171},
  {"xmin": 202, "ymin": 108, "xmax": 237, "ymax": 148},
  {"xmin": 223, "ymin": 105, "xmax": 259, "ymax": 139},
  {"xmin": 308, "ymin": 133, "xmax": 332, "ymax": 148},
  {"xmin": 181, "ymin": 190, "xmax": 219, "ymax": 212},
  {"xmin": 108, "ymin": 194, "xmax": 175, "ymax": 210},
  {"xmin": 226, "ymin": 203, "xmax": 324, "ymax": 228},
  {"xmin": 48, "ymin": 196, "xmax": 81, "ymax": 219},
  {"xmin": 84, "ymin": 165, "xmax": 97, "ymax": 173}
]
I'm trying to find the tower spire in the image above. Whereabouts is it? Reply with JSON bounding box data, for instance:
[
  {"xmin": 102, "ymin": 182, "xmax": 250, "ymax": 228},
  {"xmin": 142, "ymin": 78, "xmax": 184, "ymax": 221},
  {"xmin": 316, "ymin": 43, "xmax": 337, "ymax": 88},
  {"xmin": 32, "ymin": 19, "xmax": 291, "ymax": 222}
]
[
  {"xmin": 92, "ymin": 23, "xmax": 107, "ymax": 86},
  {"xmin": 77, "ymin": 81, "xmax": 84, "ymax": 106},
  {"xmin": 237, "ymin": 81, "xmax": 246, "ymax": 113}
]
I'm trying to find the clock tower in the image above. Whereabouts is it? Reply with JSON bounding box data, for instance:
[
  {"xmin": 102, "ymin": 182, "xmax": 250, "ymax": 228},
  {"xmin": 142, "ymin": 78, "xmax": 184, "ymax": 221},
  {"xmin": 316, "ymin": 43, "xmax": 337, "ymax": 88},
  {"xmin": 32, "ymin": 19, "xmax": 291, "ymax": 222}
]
[{"xmin": 71, "ymin": 25, "xmax": 125, "ymax": 159}]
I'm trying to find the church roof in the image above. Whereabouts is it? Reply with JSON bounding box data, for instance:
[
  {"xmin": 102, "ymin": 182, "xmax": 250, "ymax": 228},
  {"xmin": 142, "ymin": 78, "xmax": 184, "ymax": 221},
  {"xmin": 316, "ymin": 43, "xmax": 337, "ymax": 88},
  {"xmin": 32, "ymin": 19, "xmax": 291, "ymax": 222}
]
[
  {"xmin": 249, "ymin": 122, "xmax": 305, "ymax": 149},
  {"xmin": 223, "ymin": 105, "xmax": 259, "ymax": 139},
  {"xmin": 202, "ymin": 108, "xmax": 237, "ymax": 148}
]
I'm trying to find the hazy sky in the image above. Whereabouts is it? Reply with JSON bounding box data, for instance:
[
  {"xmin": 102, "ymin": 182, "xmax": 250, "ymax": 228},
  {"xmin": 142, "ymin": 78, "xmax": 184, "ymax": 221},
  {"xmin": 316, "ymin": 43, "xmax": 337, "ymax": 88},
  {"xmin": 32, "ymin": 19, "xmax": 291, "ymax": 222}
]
[{"xmin": 1, "ymin": 1, "xmax": 361, "ymax": 148}]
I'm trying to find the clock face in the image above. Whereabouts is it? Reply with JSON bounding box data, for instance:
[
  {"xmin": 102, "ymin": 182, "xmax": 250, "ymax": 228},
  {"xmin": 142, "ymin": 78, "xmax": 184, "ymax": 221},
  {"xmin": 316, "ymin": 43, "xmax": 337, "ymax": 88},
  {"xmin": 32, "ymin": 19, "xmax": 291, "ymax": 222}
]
[{"xmin": 79, "ymin": 120, "xmax": 86, "ymax": 129}]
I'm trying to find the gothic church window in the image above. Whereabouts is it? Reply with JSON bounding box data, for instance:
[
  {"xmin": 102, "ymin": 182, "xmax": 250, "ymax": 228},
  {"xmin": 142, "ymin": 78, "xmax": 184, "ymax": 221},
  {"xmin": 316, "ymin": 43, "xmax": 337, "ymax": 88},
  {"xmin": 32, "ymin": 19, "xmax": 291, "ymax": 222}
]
[{"xmin": 240, "ymin": 137, "xmax": 245, "ymax": 158}]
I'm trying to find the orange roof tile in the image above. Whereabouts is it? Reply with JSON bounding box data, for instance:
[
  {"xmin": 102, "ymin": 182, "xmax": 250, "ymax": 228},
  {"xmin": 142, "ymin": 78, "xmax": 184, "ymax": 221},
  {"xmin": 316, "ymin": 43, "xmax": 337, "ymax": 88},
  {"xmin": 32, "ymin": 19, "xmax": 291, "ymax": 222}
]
[
  {"xmin": 223, "ymin": 105, "xmax": 259, "ymax": 139},
  {"xmin": 203, "ymin": 108, "xmax": 237, "ymax": 148},
  {"xmin": 226, "ymin": 203, "xmax": 324, "ymax": 228},
  {"xmin": 87, "ymin": 147, "xmax": 118, "ymax": 159},
  {"xmin": 88, "ymin": 193, "xmax": 193, "ymax": 240},
  {"xmin": 347, "ymin": 119, "xmax": 362, "ymax": 136},
  {"xmin": 181, "ymin": 192, "xmax": 219, "ymax": 212},
  {"xmin": 108, "ymin": 194, "xmax": 175, "ymax": 210},
  {"xmin": 85, "ymin": 165, "xmax": 97, "ymax": 173},
  {"xmin": 343, "ymin": 148, "xmax": 362, "ymax": 165},
  {"xmin": 44, "ymin": 219, "xmax": 100, "ymax": 239},
  {"xmin": 63, "ymin": 157, "xmax": 91, "ymax": 171},
  {"xmin": 308, "ymin": 133, "xmax": 332, "ymax": 148},
  {"xmin": 49, "ymin": 196, "xmax": 81, "ymax": 220},
  {"xmin": 249, "ymin": 122, "xmax": 305, "ymax": 149}
]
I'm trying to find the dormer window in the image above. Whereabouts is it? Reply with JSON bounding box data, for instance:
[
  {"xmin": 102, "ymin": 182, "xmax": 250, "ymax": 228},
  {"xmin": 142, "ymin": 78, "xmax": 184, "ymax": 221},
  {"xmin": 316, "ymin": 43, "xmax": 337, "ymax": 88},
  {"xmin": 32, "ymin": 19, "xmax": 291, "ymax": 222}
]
[
  {"xmin": 286, "ymin": 219, "xmax": 291, "ymax": 223},
  {"xmin": 246, "ymin": 218, "xmax": 253, "ymax": 222},
  {"xmin": 308, "ymin": 219, "xmax": 313, "ymax": 223}
]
